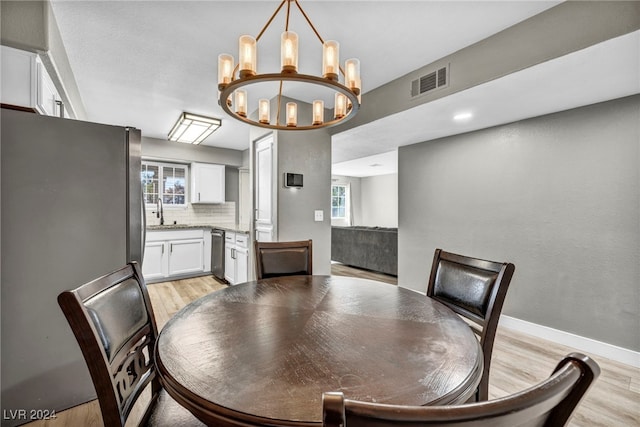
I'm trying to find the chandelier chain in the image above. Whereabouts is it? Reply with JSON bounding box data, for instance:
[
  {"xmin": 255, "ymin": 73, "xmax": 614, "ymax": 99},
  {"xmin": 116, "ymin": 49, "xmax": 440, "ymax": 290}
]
[
  {"xmin": 293, "ymin": 0, "xmax": 346, "ymax": 77},
  {"xmin": 293, "ymin": 0, "xmax": 324, "ymax": 45},
  {"xmin": 285, "ymin": 0, "xmax": 291, "ymax": 32},
  {"xmin": 256, "ymin": 0, "xmax": 287, "ymax": 42}
]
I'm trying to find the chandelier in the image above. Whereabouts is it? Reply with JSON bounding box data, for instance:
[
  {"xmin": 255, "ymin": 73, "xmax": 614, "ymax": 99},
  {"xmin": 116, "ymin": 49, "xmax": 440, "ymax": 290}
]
[{"xmin": 217, "ymin": 0, "xmax": 361, "ymax": 130}]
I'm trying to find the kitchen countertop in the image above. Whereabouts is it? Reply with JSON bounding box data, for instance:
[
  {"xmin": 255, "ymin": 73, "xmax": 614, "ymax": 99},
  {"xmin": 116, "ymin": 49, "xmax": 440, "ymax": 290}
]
[{"xmin": 146, "ymin": 224, "xmax": 249, "ymax": 234}]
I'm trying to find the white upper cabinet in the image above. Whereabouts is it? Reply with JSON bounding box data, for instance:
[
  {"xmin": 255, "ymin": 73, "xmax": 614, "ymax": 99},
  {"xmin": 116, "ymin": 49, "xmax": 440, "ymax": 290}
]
[
  {"xmin": 1, "ymin": 46, "xmax": 64, "ymax": 117},
  {"xmin": 191, "ymin": 163, "xmax": 225, "ymax": 204},
  {"xmin": 36, "ymin": 61, "xmax": 61, "ymax": 116},
  {"xmin": 1, "ymin": 46, "xmax": 36, "ymax": 109}
]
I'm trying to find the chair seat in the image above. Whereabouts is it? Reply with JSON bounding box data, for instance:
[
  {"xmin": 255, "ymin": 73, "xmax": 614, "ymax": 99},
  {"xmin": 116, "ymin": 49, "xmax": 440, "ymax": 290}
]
[{"xmin": 146, "ymin": 390, "xmax": 205, "ymax": 427}]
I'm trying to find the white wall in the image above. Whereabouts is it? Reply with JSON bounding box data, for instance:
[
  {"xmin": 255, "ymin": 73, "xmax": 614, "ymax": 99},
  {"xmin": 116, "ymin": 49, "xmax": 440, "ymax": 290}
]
[
  {"xmin": 331, "ymin": 175, "xmax": 361, "ymax": 227},
  {"xmin": 331, "ymin": 174, "xmax": 398, "ymax": 227},
  {"xmin": 360, "ymin": 174, "xmax": 398, "ymax": 227}
]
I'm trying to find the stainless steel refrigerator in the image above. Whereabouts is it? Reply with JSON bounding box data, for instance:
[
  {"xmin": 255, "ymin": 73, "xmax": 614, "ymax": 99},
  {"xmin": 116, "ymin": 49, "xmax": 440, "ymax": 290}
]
[{"xmin": 1, "ymin": 109, "xmax": 144, "ymax": 425}]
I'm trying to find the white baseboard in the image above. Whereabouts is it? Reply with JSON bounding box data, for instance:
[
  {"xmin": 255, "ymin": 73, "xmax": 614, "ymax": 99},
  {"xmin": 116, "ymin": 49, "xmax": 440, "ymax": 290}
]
[{"xmin": 499, "ymin": 315, "xmax": 640, "ymax": 368}]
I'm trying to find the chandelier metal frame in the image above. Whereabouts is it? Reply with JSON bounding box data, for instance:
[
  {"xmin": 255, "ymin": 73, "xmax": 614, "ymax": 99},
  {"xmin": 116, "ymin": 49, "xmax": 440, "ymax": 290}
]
[{"xmin": 217, "ymin": 0, "xmax": 361, "ymax": 131}]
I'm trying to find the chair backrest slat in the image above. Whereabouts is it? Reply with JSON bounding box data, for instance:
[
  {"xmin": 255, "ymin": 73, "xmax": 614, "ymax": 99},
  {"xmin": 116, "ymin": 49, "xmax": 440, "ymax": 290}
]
[
  {"xmin": 58, "ymin": 262, "xmax": 160, "ymax": 427},
  {"xmin": 323, "ymin": 353, "xmax": 600, "ymax": 427},
  {"xmin": 255, "ymin": 239, "xmax": 313, "ymax": 280}
]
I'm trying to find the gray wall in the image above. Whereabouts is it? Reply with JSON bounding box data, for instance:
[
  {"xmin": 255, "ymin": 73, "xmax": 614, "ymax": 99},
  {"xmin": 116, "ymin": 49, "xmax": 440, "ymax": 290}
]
[
  {"xmin": 1, "ymin": 1, "xmax": 47, "ymax": 53},
  {"xmin": 276, "ymin": 128, "xmax": 332, "ymax": 275},
  {"xmin": 248, "ymin": 96, "xmax": 333, "ymax": 275},
  {"xmin": 143, "ymin": 136, "xmax": 244, "ymax": 221},
  {"xmin": 398, "ymin": 95, "xmax": 639, "ymax": 351},
  {"xmin": 225, "ymin": 166, "xmax": 239, "ymax": 203},
  {"xmin": 142, "ymin": 136, "xmax": 243, "ymax": 166},
  {"xmin": 143, "ymin": 135, "xmax": 243, "ymax": 197}
]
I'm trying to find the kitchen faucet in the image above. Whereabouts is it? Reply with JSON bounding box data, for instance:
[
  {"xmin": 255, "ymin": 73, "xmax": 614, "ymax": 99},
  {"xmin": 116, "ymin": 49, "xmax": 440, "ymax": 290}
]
[{"xmin": 156, "ymin": 197, "xmax": 164, "ymax": 225}]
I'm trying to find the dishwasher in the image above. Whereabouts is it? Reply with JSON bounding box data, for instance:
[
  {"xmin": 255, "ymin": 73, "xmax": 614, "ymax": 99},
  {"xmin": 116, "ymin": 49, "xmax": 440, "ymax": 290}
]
[{"xmin": 211, "ymin": 229, "xmax": 225, "ymax": 282}]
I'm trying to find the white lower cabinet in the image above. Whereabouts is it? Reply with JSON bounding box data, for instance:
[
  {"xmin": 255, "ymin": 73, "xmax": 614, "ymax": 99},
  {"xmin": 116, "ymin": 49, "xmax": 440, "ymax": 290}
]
[
  {"xmin": 143, "ymin": 229, "xmax": 211, "ymax": 281},
  {"xmin": 142, "ymin": 241, "xmax": 166, "ymax": 280},
  {"xmin": 224, "ymin": 243, "xmax": 235, "ymax": 283},
  {"xmin": 235, "ymin": 246, "xmax": 248, "ymax": 284},
  {"xmin": 168, "ymin": 239, "xmax": 205, "ymax": 276},
  {"xmin": 224, "ymin": 232, "xmax": 249, "ymax": 285}
]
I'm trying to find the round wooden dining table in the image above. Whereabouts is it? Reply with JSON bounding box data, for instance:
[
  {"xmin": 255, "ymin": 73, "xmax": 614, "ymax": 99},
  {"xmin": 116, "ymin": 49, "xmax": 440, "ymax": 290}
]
[{"xmin": 155, "ymin": 275, "xmax": 483, "ymax": 427}]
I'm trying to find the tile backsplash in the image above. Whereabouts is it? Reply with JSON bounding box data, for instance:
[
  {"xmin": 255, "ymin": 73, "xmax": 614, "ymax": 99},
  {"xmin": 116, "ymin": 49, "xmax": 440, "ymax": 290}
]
[{"xmin": 146, "ymin": 202, "xmax": 236, "ymax": 227}]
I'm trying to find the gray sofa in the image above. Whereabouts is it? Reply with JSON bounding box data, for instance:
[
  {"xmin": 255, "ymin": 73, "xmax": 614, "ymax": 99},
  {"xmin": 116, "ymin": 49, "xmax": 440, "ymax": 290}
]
[{"xmin": 331, "ymin": 226, "xmax": 397, "ymax": 276}]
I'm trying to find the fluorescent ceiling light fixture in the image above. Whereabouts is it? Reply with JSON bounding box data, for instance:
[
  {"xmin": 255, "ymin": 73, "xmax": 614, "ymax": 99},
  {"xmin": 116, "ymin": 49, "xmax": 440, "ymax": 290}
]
[
  {"xmin": 168, "ymin": 112, "xmax": 221, "ymax": 144},
  {"xmin": 453, "ymin": 112, "xmax": 473, "ymax": 121}
]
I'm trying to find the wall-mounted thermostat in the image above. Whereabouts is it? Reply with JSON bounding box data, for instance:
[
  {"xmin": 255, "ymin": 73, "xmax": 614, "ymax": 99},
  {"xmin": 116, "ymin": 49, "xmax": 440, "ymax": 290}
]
[{"xmin": 284, "ymin": 173, "xmax": 303, "ymax": 188}]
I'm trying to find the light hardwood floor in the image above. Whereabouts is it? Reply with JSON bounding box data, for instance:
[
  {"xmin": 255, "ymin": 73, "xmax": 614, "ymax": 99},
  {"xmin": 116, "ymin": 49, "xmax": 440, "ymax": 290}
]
[{"xmin": 26, "ymin": 266, "xmax": 639, "ymax": 426}]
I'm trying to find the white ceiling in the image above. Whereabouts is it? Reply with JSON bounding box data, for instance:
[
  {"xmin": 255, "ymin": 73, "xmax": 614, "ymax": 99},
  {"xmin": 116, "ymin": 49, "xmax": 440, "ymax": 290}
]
[
  {"xmin": 332, "ymin": 30, "xmax": 640, "ymax": 175},
  {"xmin": 333, "ymin": 150, "xmax": 398, "ymax": 178},
  {"xmin": 48, "ymin": 1, "xmax": 638, "ymax": 177}
]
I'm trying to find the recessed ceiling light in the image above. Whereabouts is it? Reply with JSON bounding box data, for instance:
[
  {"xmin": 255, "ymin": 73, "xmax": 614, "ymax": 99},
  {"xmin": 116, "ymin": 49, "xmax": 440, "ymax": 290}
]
[{"xmin": 453, "ymin": 112, "xmax": 473, "ymax": 121}]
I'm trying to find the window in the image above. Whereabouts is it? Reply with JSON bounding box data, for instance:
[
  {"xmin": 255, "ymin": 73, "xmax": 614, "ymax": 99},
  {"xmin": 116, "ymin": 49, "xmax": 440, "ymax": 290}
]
[
  {"xmin": 331, "ymin": 184, "xmax": 347, "ymax": 219},
  {"xmin": 141, "ymin": 161, "xmax": 188, "ymax": 206}
]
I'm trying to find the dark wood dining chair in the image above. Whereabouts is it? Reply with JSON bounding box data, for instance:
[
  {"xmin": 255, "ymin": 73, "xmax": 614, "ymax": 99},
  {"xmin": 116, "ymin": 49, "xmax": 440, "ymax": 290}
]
[
  {"xmin": 427, "ymin": 248, "xmax": 515, "ymax": 401},
  {"xmin": 254, "ymin": 239, "xmax": 313, "ymax": 279},
  {"xmin": 58, "ymin": 262, "xmax": 204, "ymax": 427},
  {"xmin": 323, "ymin": 352, "xmax": 600, "ymax": 427}
]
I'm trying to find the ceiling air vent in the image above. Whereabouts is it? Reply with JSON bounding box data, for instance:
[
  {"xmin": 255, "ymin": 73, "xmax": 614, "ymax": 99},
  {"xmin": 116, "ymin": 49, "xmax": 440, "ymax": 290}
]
[{"xmin": 411, "ymin": 65, "xmax": 449, "ymax": 98}]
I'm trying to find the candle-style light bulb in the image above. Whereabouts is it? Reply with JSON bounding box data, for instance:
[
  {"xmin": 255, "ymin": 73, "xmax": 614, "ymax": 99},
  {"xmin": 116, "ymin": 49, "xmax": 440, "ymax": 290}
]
[
  {"xmin": 345, "ymin": 58, "xmax": 361, "ymax": 95},
  {"xmin": 259, "ymin": 99, "xmax": 270, "ymax": 124},
  {"xmin": 286, "ymin": 102, "xmax": 297, "ymax": 127},
  {"xmin": 218, "ymin": 54, "xmax": 234, "ymax": 90},
  {"xmin": 235, "ymin": 90, "xmax": 247, "ymax": 117},
  {"xmin": 281, "ymin": 31, "xmax": 298, "ymax": 73},
  {"xmin": 334, "ymin": 93, "xmax": 347, "ymax": 119},
  {"xmin": 312, "ymin": 100, "xmax": 324, "ymax": 125},
  {"xmin": 239, "ymin": 35, "xmax": 256, "ymax": 78},
  {"xmin": 323, "ymin": 40, "xmax": 339, "ymax": 81}
]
